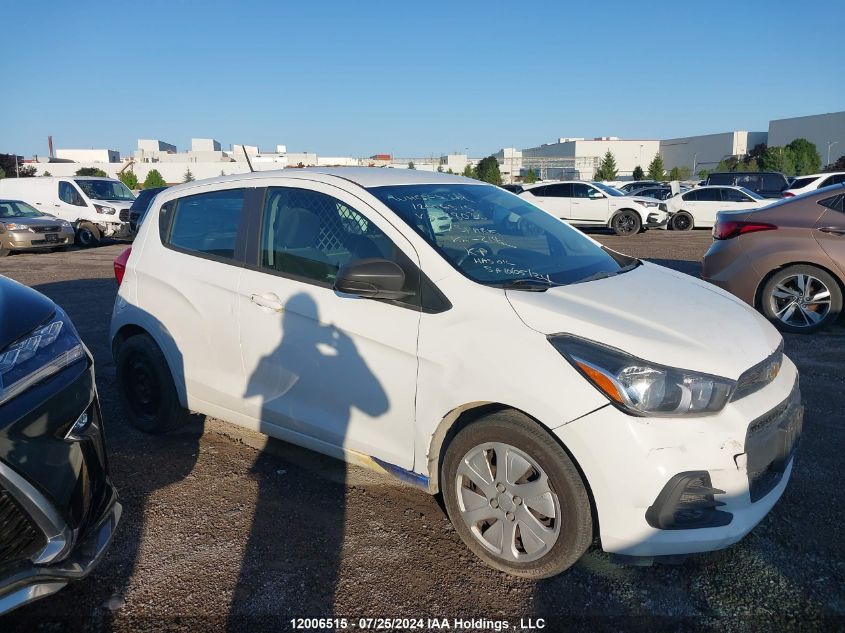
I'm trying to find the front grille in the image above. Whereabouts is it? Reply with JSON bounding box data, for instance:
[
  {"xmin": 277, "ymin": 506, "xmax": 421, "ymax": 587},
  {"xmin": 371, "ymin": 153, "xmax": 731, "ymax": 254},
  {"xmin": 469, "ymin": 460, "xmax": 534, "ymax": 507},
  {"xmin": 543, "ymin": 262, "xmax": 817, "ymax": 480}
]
[
  {"xmin": 0, "ymin": 487, "xmax": 45, "ymax": 569},
  {"xmin": 119, "ymin": 209, "xmax": 130, "ymax": 222},
  {"xmin": 30, "ymin": 225, "xmax": 62, "ymax": 234},
  {"xmin": 733, "ymin": 341, "xmax": 784, "ymax": 401}
]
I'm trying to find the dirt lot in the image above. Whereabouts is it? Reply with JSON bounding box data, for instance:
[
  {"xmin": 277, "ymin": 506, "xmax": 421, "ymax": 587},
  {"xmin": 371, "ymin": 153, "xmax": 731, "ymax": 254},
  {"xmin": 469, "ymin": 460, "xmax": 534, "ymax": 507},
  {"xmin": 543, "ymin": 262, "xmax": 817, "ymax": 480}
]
[{"xmin": 2, "ymin": 231, "xmax": 843, "ymax": 632}]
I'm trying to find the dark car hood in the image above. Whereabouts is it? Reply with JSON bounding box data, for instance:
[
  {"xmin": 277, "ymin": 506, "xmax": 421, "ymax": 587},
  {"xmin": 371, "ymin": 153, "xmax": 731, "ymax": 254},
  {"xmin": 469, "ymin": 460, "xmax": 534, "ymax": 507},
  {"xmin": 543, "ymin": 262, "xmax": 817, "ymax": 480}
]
[{"xmin": 0, "ymin": 275, "xmax": 55, "ymax": 348}]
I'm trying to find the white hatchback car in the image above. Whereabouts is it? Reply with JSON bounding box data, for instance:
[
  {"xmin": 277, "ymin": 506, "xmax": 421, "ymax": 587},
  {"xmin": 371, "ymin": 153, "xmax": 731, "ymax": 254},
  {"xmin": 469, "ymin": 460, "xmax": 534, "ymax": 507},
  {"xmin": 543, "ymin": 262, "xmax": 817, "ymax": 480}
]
[
  {"xmin": 661, "ymin": 185, "xmax": 769, "ymax": 230},
  {"xmin": 782, "ymin": 172, "xmax": 845, "ymax": 197},
  {"xmin": 111, "ymin": 168, "xmax": 801, "ymax": 577},
  {"xmin": 519, "ymin": 181, "xmax": 667, "ymax": 236}
]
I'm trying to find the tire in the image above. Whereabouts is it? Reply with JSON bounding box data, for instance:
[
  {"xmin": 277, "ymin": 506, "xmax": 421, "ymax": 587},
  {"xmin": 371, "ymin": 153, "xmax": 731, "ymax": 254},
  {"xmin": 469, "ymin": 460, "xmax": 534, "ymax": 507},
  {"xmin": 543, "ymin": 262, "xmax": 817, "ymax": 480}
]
[
  {"xmin": 0, "ymin": 247, "xmax": 10, "ymax": 258},
  {"xmin": 610, "ymin": 210, "xmax": 642, "ymax": 236},
  {"xmin": 669, "ymin": 212, "xmax": 694, "ymax": 231},
  {"xmin": 76, "ymin": 222, "xmax": 101, "ymax": 247},
  {"xmin": 760, "ymin": 265, "xmax": 842, "ymax": 334},
  {"xmin": 115, "ymin": 334, "xmax": 194, "ymax": 433},
  {"xmin": 441, "ymin": 410, "xmax": 593, "ymax": 578}
]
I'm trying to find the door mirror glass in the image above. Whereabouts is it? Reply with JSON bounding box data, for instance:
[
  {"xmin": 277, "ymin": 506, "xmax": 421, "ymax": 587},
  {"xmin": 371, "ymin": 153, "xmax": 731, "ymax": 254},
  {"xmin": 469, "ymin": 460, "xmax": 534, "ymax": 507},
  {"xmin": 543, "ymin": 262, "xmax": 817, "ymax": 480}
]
[
  {"xmin": 588, "ymin": 191, "xmax": 605, "ymax": 199},
  {"xmin": 334, "ymin": 258, "xmax": 410, "ymax": 300}
]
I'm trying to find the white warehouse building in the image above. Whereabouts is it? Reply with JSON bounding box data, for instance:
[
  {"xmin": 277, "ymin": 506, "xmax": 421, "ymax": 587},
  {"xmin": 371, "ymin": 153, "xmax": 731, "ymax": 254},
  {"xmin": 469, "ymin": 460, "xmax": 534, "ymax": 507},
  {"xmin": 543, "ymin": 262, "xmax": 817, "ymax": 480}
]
[
  {"xmin": 660, "ymin": 131, "xmax": 768, "ymax": 176},
  {"xmin": 768, "ymin": 111, "xmax": 845, "ymax": 166},
  {"xmin": 520, "ymin": 137, "xmax": 660, "ymax": 181},
  {"xmin": 54, "ymin": 148, "xmax": 120, "ymax": 163}
]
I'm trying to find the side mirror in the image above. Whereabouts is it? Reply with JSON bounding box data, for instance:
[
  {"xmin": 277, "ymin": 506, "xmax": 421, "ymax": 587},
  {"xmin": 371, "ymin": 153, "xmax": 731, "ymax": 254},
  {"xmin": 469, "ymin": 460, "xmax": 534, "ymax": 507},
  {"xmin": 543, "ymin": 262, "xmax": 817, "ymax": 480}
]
[
  {"xmin": 334, "ymin": 258, "xmax": 411, "ymax": 300},
  {"xmin": 589, "ymin": 192, "xmax": 605, "ymax": 199}
]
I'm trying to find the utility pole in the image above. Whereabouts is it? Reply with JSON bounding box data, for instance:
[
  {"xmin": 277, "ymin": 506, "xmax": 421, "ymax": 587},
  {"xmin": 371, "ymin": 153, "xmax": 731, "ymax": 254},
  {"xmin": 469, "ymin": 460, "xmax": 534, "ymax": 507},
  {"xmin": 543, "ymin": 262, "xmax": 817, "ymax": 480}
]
[
  {"xmin": 693, "ymin": 152, "xmax": 698, "ymax": 176},
  {"xmin": 827, "ymin": 141, "xmax": 839, "ymax": 166}
]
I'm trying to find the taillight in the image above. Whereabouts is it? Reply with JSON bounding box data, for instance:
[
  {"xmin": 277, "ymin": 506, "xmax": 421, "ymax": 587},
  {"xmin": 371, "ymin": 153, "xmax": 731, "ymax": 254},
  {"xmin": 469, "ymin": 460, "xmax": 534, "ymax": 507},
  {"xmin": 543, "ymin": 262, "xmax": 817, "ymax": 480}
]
[
  {"xmin": 114, "ymin": 247, "xmax": 131, "ymax": 285},
  {"xmin": 782, "ymin": 191, "xmax": 795, "ymax": 198},
  {"xmin": 713, "ymin": 220, "xmax": 776, "ymax": 240}
]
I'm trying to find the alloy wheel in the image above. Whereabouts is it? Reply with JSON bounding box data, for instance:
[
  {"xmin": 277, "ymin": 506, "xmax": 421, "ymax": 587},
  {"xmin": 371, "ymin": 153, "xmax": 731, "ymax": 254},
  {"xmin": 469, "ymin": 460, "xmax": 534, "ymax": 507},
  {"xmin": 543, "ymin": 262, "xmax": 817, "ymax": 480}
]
[
  {"xmin": 769, "ymin": 273, "xmax": 832, "ymax": 328},
  {"xmin": 455, "ymin": 442, "xmax": 561, "ymax": 563}
]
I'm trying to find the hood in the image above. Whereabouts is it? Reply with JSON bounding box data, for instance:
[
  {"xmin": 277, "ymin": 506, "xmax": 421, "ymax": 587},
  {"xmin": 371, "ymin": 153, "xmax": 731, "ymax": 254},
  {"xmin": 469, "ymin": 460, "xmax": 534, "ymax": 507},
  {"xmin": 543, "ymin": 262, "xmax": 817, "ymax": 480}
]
[
  {"xmin": 505, "ymin": 262, "xmax": 781, "ymax": 380},
  {"xmin": 0, "ymin": 275, "xmax": 56, "ymax": 348},
  {"xmin": 1, "ymin": 215, "xmax": 65, "ymax": 228}
]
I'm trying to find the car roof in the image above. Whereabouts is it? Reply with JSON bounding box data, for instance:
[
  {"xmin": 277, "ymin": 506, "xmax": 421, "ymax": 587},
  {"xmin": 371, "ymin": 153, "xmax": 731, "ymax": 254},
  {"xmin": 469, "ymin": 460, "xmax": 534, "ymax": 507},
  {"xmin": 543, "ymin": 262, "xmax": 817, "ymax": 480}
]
[
  {"xmin": 161, "ymin": 167, "xmax": 478, "ymax": 195},
  {"xmin": 792, "ymin": 172, "xmax": 845, "ymax": 180}
]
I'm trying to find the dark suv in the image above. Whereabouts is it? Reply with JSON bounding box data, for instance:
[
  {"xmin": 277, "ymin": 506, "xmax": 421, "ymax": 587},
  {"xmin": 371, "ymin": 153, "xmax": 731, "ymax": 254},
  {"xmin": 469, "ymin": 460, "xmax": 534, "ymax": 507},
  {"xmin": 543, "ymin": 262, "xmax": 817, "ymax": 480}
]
[
  {"xmin": 0, "ymin": 276, "xmax": 121, "ymax": 614},
  {"xmin": 128, "ymin": 186, "xmax": 168, "ymax": 233},
  {"xmin": 705, "ymin": 172, "xmax": 789, "ymax": 198}
]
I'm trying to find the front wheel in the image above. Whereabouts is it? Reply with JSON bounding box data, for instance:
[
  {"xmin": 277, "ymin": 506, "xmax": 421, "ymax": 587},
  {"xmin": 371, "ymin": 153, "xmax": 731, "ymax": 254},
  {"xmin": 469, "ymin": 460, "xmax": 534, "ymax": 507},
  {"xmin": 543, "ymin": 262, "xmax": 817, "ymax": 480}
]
[
  {"xmin": 760, "ymin": 265, "xmax": 842, "ymax": 333},
  {"xmin": 441, "ymin": 410, "xmax": 593, "ymax": 578},
  {"xmin": 76, "ymin": 222, "xmax": 101, "ymax": 247},
  {"xmin": 610, "ymin": 210, "xmax": 642, "ymax": 236},
  {"xmin": 669, "ymin": 211, "xmax": 694, "ymax": 231}
]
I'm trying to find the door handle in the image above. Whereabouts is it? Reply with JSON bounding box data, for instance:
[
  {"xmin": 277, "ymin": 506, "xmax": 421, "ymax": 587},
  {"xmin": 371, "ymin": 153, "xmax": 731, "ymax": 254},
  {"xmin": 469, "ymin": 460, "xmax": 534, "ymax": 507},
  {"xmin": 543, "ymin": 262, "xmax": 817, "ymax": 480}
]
[
  {"xmin": 817, "ymin": 226, "xmax": 845, "ymax": 236},
  {"xmin": 250, "ymin": 293, "xmax": 284, "ymax": 312}
]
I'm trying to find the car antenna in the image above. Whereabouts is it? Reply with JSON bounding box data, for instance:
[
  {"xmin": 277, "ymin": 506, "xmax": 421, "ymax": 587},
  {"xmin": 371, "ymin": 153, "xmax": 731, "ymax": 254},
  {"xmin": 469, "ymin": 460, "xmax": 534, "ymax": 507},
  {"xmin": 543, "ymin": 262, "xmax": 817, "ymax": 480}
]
[{"xmin": 240, "ymin": 145, "xmax": 255, "ymax": 173}]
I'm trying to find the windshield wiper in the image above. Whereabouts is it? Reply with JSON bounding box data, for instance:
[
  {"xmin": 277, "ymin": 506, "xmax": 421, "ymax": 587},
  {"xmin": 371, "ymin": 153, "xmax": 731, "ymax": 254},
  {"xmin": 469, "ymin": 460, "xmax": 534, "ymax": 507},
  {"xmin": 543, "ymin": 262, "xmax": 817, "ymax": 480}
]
[
  {"xmin": 499, "ymin": 278, "xmax": 555, "ymax": 292},
  {"xmin": 576, "ymin": 260, "xmax": 641, "ymax": 284}
]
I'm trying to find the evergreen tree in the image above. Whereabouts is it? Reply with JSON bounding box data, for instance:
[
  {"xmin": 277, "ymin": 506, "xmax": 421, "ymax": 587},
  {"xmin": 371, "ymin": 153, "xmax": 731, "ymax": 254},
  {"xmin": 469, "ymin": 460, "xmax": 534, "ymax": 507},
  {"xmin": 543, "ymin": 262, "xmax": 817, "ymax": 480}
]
[
  {"xmin": 408, "ymin": 161, "xmax": 415, "ymax": 170},
  {"xmin": 647, "ymin": 154, "xmax": 666, "ymax": 181},
  {"xmin": 632, "ymin": 165, "xmax": 644, "ymax": 180},
  {"xmin": 462, "ymin": 164, "xmax": 477, "ymax": 179},
  {"xmin": 523, "ymin": 168, "xmax": 538, "ymax": 184},
  {"xmin": 594, "ymin": 150, "xmax": 618, "ymax": 181},
  {"xmin": 183, "ymin": 168, "xmax": 195, "ymax": 182}
]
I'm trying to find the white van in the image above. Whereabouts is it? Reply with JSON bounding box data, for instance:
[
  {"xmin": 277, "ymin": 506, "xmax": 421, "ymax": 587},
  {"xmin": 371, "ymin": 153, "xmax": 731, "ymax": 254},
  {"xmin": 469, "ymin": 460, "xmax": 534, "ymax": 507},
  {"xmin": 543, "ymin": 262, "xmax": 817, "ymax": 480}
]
[
  {"xmin": 0, "ymin": 177, "xmax": 134, "ymax": 245},
  {"xmin": 110, "ymin": 168, "xmax": 800, "ymax": 578}
]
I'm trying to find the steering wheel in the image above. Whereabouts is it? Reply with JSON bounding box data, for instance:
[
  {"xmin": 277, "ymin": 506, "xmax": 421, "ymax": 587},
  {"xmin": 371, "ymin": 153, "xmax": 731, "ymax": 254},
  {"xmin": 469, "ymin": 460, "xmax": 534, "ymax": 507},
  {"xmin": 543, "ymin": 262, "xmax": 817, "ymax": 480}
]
[{"xmin": 456, "ymin": 242, "xmax": 495, "ymax": 268}]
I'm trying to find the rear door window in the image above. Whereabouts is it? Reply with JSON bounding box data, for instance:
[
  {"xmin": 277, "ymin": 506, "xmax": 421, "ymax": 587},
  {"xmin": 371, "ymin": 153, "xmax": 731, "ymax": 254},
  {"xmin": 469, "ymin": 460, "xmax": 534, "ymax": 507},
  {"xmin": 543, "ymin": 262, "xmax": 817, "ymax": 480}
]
[
  {"xmin": 819, "ymin": 195, "xmax": 844, "ymax": 213},
  {"xmin": 697, "ymin": 188, "xmax": 722, "ymax": 202},
  {"xmin": 682, "ymin": 190, "xmax": 699, "ymax": 201},
  {"xmin": 59, "ymin": 181, "xmax": 86, "ymax": 206},
  {"xmin": 761, "ymin": 174, "xmax": 787, "ymax": 192},
  {"xmin": 789, "ymin": 176, "xmax": 819, "ymax": 190},
  {"xmin": 721, "ymin": 188, "xmax": 752, "ymax": 202},
  {"xmin": 542, "ymin": 183, "xmax": 573, "ymax": 198},
  {"xmin": 165, "ymin": 188, "xmax": 245, "ymax": 260}
]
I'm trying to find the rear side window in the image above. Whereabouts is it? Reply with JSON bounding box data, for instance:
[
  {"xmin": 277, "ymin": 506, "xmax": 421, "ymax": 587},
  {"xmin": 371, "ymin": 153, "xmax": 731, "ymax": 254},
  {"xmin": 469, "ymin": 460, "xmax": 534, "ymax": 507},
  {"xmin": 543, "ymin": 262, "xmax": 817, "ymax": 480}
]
[
  {"xmin": 259, "ymin": 187, "xmax": 398, "ymax": 287},
  {"xmin": 526, "ymin": 185, "xmax": 546, "ymax": 196},
  {"xmin": 165, "ymin": 189, "xmax": 245, "ymax": 260},
  {"xmin": 789, "ymin": 176, "xmax": 819, "ymax": 190},
  {"xmin": 697, "ymin": 188, "xmax": 722, "ymax": 202},
  {"xmin": 682, "ymin": 190, "xmax": 699, "ymax": 201},
  {"xmin": 734, "ymin": 175, "xmax": 760, "ymax": 191},
  {"xmin": 544, "ymin": 183, "xmax": 573, "ymax": 197},
  {"xmin": 819, "ymin": 174, "xmax": 845, "ymax": 188},
  {"xmin": 707, "ymin": 174, "xmax": 734, "ymax": 186},
  {"xmin": 721, "ymin": 188, "xmax": 751, "ymax": 202},
  {"xmin": 761, "ymin": 174, "xmax": 787, "ymax": 191},
  {"xmin": 819, "ymin": 195, "xmax": 844, "ymax": 213}
]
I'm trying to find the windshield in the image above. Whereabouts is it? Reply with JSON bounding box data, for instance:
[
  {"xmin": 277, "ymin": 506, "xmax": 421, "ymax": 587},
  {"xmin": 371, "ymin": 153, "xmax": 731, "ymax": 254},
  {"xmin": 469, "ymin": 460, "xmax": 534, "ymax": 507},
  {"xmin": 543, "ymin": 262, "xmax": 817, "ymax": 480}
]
[
  {"xmin": 369, "ymin": 184, "xmax": 637, "ymax": 287},
  {"xmin": 75, "ymin": 179, "xmax": 136, "ymax": 201},
  {"xmin": 739, "ymin": 187, "xmax": 764, "ymax": 200},
  {"xmin": 0, "ymin": 200, "xmax": 44, "ymax": 219},
  {"xmin": 593, "ymin": 182, "xmax": 624, "ymax": 197}
]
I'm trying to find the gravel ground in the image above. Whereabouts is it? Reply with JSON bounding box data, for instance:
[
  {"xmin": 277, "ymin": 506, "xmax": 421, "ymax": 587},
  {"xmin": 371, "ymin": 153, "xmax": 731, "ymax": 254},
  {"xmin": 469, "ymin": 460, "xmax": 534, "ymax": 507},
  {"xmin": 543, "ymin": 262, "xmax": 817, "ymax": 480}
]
[{"xmin": 1, "ymin": 231, "xmax": 843, "ymax": 632}]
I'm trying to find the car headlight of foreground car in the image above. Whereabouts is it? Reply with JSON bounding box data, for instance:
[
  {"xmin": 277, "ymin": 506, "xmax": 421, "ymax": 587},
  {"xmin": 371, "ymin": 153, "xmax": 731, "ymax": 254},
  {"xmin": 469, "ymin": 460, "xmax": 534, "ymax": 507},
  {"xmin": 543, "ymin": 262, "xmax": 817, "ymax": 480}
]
[
  {"xmin": 0, "ymin": 308, "xmax": 85, "ymax": 406},
  {"xmin": 550, "ymin": 335, "xmax": 735, "ymax": 416}
]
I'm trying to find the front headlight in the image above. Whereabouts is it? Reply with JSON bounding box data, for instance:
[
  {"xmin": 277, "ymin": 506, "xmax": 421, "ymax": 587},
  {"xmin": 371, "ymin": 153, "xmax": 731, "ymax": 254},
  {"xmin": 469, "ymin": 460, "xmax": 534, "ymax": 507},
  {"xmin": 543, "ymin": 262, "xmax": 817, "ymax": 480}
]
[
  {"xmin": 0, "ymin": 308, "xmax": 86, "ymax": 406},
  {"xmin": 640, "ymin": 201, "xmax": 659, "ymax": 208},
  {"xmin": 550, "ymin": 335, "xmax": 735, "ymax": 416},
  {"xmin": 94, "ymin": 204, "xmax": 116, "ymax": 215},
  {"xmin": 0, "ymin": 222, "xmax": 33, "ymax": 231}
]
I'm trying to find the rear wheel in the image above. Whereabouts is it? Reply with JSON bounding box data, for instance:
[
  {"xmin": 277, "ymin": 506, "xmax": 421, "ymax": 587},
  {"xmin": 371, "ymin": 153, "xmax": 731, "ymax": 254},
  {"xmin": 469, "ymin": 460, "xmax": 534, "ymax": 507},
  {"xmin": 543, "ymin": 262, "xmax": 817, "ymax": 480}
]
[
  {"xmin": 610, "ymin": 210, "xmax": 642, "ymax": 236},
  {"xmin": 115, "ymin": 334, "xmax": 194, "ymax": 433},
  {"xmin": 441, "ymin": 410, "xmax": 593, "ymax": 578},
  {"xmin": 76, "ymin": 222, "xmax": 101, "ymax": 247},
  {"xmin": 760, "ymin": 265, "xmax": 842, "ymax": 333},
  {"xmin": 669, "ymin": 211, "xmax": 694, "ymax": 231},
  {"xmin": 0, "ymin": 246, "xmax": 10, "ymax": 258}
]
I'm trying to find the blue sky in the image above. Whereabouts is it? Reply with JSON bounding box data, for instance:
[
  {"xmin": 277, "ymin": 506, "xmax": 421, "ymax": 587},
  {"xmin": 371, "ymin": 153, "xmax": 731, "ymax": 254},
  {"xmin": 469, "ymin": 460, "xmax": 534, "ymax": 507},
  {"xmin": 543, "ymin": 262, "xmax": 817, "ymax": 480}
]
[{"xmin": 2, "ymin": 1, "xmax": 843, "ymax": 158}]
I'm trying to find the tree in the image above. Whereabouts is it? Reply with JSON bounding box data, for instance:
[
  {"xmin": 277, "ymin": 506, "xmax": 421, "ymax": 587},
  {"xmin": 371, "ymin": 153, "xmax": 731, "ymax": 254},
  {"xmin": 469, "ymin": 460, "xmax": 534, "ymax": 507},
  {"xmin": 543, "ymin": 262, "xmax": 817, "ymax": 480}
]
[
  {"xmin": 42, "ymin": 171, "xmax": 52, "ymax": 177},
  {"xmin": 462, "ymin": 164, "xmax": 477, "ymax": 179},
  {"xmin": 119, "ymin": 170, "xmax": 139, "ymax": 189},
  {"xmin": 697, "ymin": 169, "xmax": 710, "ymax": 179},
  {"xmin": 668, "ymin": 166, "xmax": 692, "ymax": 181},
  {"xmin": 183, "ymin": 168, "xmax": 195, "ymax": 182},
  {"xmin": 523, "ymin": 168, "xmax": 538, "ymax": 184},
  {"xmin": 760, "ymin": 146, "xmax": 796, "ymax": 176},
  {"xmin": 823, "ymin": 155, "xmax": 845, "ymax": 172},
  {"xmin": 437, "ymin": 164, "xmax": 443, "ymax": 172},
  {"xmin": 75, "ymin": 167, "xmax": 108, "ymax": 177},
  {"xmin": 632, "ymin": 165, "xmax": 645, "ymax": 180},
  {"xmin": 594, "ymin": 150, "xmax": 618, "ymax": 181},
  {"xmin": 17, "ymin": 165, "xmax": 36, "ymax": 177},
  {"xmin": 786, "ymin": 138, "xmax": 821, "ymax": 176},
  {"xmin": 475, "ymin": 156, "xmax": 501, "ymax": 185},
  {"xmin": 142, "ymin": 169, "xmax": 167, "ymax": 188},
  {"xmin": 0, "ymin": 167, "xmax": 4, "ymax": 179},
  {"xmin": 647, "ymin": 154, "xmax": 665, "ymax": 181},
  {"xmin": 446, "ymin": 168, "xmax": 454, "ymax": 174},
  {"xmin": 407, "ymin": 161, "xmax": 415, "ymax": 170}
]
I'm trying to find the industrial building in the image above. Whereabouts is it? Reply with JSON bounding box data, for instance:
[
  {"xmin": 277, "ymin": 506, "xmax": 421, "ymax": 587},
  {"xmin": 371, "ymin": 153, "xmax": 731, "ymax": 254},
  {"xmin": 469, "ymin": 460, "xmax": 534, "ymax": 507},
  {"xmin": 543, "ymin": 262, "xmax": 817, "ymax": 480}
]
[
  {"xmin": 54, "ymin": 148, "xmax": 121, "ymax": 163},
  {"xmin": 768, "ymin": 111, "xmax": 845, "ymax": 166},
  {"xmin": 517, "ymin": 137, "xmax": 660, "ymax": 180},
  {"xmin": 660, "ymin": 131, "xmax": 768, "ymax": 175}
]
